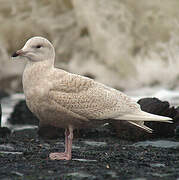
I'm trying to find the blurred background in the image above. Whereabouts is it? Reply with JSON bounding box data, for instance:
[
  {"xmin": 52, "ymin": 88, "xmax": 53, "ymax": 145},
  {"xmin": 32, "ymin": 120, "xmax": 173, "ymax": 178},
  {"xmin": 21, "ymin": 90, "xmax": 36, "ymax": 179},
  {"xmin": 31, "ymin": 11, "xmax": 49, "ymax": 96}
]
[{"xmin": 0, "ymin": 0, "xmax": 179, "ymax": 94}]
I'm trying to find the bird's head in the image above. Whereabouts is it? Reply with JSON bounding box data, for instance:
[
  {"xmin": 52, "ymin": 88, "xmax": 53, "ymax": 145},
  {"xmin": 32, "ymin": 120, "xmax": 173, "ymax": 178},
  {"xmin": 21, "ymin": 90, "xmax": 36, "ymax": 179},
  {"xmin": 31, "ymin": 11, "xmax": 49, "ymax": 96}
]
[{"xmin": 12, "ymin": 37, "xmax": 55, "ymax": 63}]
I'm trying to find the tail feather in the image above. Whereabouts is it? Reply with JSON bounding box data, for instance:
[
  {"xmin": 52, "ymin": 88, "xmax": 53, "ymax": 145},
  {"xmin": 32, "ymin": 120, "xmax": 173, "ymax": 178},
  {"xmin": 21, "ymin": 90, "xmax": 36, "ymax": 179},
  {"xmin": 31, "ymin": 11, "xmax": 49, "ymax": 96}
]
[
  {"xmin": 128, "ymin": 121, "xmax": 153, "ymax": 133},
  {"xmin": 116, "ymin": 110, "xmax": 172, "ymax": 123}
]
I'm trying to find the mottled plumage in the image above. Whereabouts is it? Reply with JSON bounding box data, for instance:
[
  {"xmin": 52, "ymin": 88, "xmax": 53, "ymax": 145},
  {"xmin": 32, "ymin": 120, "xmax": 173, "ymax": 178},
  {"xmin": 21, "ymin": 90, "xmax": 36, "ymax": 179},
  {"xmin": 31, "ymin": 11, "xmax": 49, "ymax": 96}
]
[{"xmin": 12, "ymin": 37, "xmax": 172, "ymax": 160}]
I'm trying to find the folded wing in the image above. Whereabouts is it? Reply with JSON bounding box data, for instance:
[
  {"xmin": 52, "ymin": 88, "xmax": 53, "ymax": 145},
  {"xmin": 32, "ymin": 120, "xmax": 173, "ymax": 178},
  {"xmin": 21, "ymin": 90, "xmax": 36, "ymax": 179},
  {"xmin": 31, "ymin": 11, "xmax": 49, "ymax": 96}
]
[{"xmin": 48, "ymin": 71, "xmax": 172, "ymax": 128}]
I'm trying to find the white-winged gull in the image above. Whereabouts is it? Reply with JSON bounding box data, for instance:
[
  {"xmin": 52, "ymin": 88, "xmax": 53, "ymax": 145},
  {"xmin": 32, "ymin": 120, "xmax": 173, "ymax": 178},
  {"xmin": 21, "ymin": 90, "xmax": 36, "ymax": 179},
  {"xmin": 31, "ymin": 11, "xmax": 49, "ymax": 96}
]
[{"xmin": 12, "ymin": 37, "xmax": 172, "ymax": 160}]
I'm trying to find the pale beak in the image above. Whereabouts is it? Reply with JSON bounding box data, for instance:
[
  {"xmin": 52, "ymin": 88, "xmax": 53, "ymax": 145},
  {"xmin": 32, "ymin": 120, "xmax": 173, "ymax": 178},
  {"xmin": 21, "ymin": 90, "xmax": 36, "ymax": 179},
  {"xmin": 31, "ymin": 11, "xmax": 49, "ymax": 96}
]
[{"xmin": 12, "ymin": 49, "xmax": 26, "ymax": 58}]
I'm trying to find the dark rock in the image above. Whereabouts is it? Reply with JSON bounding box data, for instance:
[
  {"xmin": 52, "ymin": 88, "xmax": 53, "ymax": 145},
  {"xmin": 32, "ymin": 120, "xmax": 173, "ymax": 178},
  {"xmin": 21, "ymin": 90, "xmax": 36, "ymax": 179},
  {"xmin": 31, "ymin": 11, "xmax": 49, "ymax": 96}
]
[
  {"xmin": 112, "ymin": 97, "xmax": 179, "ymax": 140},
  {"xmin": 0, "ymin": 127, "xmax": 11, "ymax": 138},
  {"xmin": 0, "ymin": 103, "xmax": 1, "ymax": 126},
  {"xmin": 138, "ymin": 97, "xmax": 177, "ymax": 118},
  {"xmin": 38, "ymin": 125, "xmax": 64, "ymax": 139},
  {"xmin": 175, "ymin": 126, "xmax": 179, "ymax": 138},
  {"xmin": 0, "ymin": 90, "xmax": 9, "ymax": 100},
  {"xmin": 138, "ymin": 97, "xmax": 179, "ymax": 138},
  {"xmin": 8, "ymin": 100, "xmax": 39, "ymax": 125},
  {"xmin": 76, "ymin": 124, "xmax": 116, "ymax": 139},
  {"xmin": 111, "ymin": 121, "xmax": 153, "ymax": 141}
]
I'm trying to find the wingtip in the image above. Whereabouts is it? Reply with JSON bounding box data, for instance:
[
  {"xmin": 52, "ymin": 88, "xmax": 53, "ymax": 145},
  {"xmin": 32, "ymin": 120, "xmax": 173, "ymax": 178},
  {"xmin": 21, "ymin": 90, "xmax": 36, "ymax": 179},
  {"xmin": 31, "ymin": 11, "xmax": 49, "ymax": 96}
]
[{"xmin": 165, "ymin": 120, "xmax": 173, "ymax": 123}]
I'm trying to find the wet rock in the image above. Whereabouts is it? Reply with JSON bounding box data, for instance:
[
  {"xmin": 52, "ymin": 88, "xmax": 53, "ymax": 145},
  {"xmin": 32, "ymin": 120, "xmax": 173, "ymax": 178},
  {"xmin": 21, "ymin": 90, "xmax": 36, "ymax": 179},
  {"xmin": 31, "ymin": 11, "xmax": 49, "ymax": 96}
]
[{"xmin": 8, "ymin": 100, "xmax": 39, "ymax": 126}]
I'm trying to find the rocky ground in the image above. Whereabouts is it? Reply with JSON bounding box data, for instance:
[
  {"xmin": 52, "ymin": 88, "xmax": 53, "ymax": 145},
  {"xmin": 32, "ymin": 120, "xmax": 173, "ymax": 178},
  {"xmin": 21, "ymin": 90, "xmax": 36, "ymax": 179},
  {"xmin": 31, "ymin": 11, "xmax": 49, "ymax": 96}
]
[
  {"xmin": 1, "ymin": 128, "xmax": 179, "ymax": 180},
  {"xmin": 0, "ymin": 92, "xmax": 179, "ymax": 179}
]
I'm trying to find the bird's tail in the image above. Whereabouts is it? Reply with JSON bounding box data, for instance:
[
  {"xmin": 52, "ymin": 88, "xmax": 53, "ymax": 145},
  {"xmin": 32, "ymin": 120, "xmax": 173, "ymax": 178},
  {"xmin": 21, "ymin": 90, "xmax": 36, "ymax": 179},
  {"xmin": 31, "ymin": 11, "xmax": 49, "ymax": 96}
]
[
  {"xmin": 115, "ymin": 110, "xmax": 172, "ymax": 133},
  {"xmin": 128, "ymin": 121, "xmax": 153, "ymax": 133},
  {"xmin": 116, "ymin": 110, "xmax": 172, "ymax": 123}
]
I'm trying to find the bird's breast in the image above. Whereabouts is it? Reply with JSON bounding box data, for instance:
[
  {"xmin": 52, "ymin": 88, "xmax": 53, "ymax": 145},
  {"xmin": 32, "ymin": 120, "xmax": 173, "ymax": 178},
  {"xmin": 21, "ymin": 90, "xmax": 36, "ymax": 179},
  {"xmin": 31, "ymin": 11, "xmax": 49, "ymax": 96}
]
[{"xmin": 25, "ymin": 86, "xmax": 47, "ymax": 110}]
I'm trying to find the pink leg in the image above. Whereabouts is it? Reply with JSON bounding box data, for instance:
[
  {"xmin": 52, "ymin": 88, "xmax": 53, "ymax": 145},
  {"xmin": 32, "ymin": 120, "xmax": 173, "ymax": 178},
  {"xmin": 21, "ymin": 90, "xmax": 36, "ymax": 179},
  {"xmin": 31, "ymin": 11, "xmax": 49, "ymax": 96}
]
[{"xmin": 49, "ymin": 126, "xmax": 73, "ymax": 160}]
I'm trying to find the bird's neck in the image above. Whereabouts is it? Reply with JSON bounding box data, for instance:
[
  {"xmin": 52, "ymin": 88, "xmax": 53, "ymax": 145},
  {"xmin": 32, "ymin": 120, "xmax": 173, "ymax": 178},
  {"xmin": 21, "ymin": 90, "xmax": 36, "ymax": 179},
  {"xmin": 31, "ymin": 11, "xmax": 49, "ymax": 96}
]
[
  {"xmin": 26, "ymin": 59, "xmax": 54, "ymax": 69},
  {"xmin": 23, "ymin": 60, "xmax": 53, "ymax": 91}
]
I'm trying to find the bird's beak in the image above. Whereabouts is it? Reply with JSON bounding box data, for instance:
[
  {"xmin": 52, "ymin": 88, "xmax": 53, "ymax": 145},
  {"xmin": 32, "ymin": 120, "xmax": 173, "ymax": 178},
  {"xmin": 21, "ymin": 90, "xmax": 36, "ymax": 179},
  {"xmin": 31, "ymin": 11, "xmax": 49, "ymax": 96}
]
[{"xmin": 12, "ymin": 49, "xmax": 26, "ymax": 58}]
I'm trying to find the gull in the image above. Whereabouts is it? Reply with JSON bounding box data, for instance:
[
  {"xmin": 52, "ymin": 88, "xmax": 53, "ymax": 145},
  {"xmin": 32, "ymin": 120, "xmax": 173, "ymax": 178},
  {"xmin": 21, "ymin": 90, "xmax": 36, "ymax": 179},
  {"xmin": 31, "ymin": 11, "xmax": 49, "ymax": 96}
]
[{"xmin": 12, "ymin": 37, "xmax": 172, "ymax": 160}]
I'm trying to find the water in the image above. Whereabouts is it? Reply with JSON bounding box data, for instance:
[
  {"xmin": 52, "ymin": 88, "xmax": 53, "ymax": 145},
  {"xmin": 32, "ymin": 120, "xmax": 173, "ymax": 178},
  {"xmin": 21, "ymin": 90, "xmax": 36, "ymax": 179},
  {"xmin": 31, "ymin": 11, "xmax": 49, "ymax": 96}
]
[
  {"xmin": 84, "ymin": 141, "xmax": 107, "ymax": 147},
  {"xmin": 1, "ymin": 93, "xmax": 37, "ymax": 130},
  {"xmin": 127, "ymin": 88, "xmax": 179, "ymax": 106},
  {"xmin": 1, "ymin": 93, "xmax": 25, "ymax": 127}
]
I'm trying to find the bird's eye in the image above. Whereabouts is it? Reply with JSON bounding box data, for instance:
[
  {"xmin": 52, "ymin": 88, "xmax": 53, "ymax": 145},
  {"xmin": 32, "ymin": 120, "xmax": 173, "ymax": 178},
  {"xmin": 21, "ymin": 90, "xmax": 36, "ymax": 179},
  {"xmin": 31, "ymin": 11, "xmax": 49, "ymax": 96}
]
[{"xmin": 36, "ymin": 45, "xmax": 42, "ymax": 49}]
